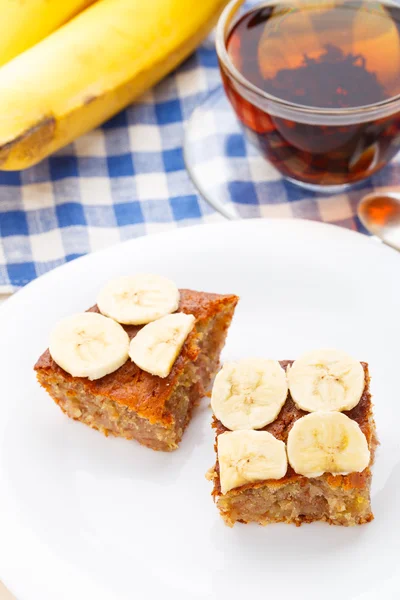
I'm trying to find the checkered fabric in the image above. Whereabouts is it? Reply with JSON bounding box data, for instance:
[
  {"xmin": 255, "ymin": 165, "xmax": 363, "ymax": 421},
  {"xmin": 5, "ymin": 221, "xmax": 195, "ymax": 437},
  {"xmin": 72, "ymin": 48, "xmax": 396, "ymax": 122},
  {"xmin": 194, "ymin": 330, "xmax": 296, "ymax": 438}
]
[
  {"xmin": 0, "ymin": 32, "xmax": 398, "ymax": 293},
  {"xmin": 0, "ymin": 40, "xmax": 226, "ymax": 293},
  {"xmin": 184, "ymin": 82, "xmax": 400, "ymax": 223}
]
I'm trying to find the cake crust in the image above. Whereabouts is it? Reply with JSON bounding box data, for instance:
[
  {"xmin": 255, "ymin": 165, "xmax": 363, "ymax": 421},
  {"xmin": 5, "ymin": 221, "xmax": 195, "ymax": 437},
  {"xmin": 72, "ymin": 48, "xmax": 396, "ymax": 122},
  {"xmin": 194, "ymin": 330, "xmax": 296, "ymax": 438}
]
[{"xmin": 210, "ymin": 361, "xmax": 377, "ymax": 526}]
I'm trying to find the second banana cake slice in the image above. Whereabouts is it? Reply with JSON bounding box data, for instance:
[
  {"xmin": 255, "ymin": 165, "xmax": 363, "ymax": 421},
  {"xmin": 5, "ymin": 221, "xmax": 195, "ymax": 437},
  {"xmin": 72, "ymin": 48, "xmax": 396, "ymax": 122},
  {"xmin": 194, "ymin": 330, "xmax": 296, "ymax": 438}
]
[{"xmin": 208, "ymin": 351, "xmax": 377, "ymax": 526}]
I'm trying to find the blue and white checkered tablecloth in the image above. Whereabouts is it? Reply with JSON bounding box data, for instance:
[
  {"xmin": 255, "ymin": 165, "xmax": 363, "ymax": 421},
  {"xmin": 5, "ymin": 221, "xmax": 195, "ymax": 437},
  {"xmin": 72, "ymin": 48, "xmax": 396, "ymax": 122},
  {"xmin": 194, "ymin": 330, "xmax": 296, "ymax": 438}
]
[
  {"xmin": 0, "ymin": 35, "xmax": 399, "ymax": 294},
  {"xmin": 0, "ymin": 40, "xmax": 228, "ymax": 294}
]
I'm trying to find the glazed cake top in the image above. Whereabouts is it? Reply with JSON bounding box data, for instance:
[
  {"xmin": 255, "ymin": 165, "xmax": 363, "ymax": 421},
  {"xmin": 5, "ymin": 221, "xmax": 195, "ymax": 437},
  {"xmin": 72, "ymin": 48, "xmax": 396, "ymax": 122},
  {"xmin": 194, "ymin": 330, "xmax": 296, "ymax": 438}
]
[
  {"xmin": 35, "ymin": 289, "xmax": 238, "ymax": 425},
  {"xmin": 212, "ymin": 361, "xmax": 375, "ymax": 493}
]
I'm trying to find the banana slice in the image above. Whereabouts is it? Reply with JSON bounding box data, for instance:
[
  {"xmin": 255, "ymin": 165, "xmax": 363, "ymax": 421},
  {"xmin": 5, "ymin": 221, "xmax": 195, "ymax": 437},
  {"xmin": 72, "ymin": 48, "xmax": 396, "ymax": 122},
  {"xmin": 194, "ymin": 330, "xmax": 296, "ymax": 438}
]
[
  {"xmin": 97, "ymin": 274, "xmax": 180, "ymax": 325},
  {"xmin": 211, "ymin": 359, "xmax": 288, "ymax": 431},
  {"xmin": 217, "ymin": 430, "xmax": 287, "ymax": 494},
  {"xmin": 49, "ymin": 312, "xmax": 130, "ymax": 380},
  {"xmin": 129, "ymin": 312, "xmax": 195, "ymax": 378},
  {"xmin": 287, "ymin": 349, "xmax": 364, "ymax": 412},
  {"xmin": 287, "ymin": 412, "xmax": 370, "ymax": 478}
]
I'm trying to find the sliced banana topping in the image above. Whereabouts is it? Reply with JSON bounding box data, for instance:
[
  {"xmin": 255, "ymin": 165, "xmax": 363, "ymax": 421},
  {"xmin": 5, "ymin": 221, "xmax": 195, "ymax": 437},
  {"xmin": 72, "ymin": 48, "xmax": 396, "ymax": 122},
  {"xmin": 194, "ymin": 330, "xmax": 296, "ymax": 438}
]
[
  {"xmin": 218, "ymin": 430, "xmax": 287, "ymax": 494},
  {"xmin": 129, "ymin": 312, "xmax": 195, "ymax": 378},
  {"xmin": 287, "ymin": 349, "xmax": 364, "ymax": 412},
  {"xmin": 287, "ymin": 411, "xmax": 370, "ymax": 478},
  {"xmin": 211, "ymin": 358, "xmax": 288, "ymax": 431},
  {"xmin": 97, "ymin": 274, "xmax": 180, "ymax": 325},
  {"xmin": 49, "ymin": 312, "xmax": 130, "ymax": 380}
]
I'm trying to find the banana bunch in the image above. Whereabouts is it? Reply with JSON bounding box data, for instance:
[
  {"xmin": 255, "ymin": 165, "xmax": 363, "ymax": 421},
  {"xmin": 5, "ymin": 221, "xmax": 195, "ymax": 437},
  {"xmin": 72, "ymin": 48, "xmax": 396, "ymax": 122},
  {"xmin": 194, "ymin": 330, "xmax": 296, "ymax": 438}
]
[
  {"xmin": 0, "ymin": 0, "xmax": 229, "ymax": 170},
  {"xmin": 0, "ymin": 0, "xmax": 97, "ymax": 67}
]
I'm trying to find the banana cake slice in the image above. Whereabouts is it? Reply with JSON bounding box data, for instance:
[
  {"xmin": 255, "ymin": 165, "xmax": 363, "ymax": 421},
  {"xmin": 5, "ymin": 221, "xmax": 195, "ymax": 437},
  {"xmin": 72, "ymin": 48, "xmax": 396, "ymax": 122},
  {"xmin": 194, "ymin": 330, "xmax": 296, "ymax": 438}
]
[
  {"xmin": 208, "ymin": 352, "xmax": 377, "ymax": 526},
  {"xmin": 35, "ymin": 286, "xmax": 238, "ymax": 451}
]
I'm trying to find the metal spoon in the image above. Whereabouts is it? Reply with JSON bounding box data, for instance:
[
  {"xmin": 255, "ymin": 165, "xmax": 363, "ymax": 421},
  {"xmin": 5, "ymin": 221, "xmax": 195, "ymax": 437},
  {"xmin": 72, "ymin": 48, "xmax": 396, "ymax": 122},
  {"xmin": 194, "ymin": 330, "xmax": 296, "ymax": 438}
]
[{"xmin": 357, "ymin": 192, "xmax": 400, "ymax": 252}]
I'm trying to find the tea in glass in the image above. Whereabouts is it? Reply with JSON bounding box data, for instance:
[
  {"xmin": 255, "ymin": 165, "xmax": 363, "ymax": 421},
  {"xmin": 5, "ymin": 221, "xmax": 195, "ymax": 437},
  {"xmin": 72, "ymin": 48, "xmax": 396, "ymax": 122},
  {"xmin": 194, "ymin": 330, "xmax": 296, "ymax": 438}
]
[{"xmin": 218, "ymin": 0, "xmax": 400, "ymax": 189}]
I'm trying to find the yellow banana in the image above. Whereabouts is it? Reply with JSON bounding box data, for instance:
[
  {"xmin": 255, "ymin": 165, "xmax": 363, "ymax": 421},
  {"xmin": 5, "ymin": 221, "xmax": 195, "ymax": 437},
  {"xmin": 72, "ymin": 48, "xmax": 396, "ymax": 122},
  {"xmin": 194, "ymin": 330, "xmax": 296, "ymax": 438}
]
[
  {"xmin": 0, "ymin": 0, "xmax": 97, "ymax": 68},
  {"xmin": 0, "ymin": 0, "xmax": 228, "ymax": 170}
]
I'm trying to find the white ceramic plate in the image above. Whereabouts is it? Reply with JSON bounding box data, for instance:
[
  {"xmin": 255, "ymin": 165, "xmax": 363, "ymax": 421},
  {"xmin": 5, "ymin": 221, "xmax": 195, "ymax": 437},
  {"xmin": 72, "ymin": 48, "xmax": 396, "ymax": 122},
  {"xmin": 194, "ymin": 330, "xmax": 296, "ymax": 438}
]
[{"xmin": 1, "ymin": 219, "xmax": 399, "ymax": 600}]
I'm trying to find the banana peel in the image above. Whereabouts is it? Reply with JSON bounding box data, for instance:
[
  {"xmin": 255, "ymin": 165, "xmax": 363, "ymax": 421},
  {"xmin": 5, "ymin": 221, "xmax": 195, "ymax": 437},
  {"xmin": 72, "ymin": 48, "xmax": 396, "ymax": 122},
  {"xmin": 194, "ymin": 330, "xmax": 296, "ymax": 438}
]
[
  {"xmin": 0, "ymin": 0, "xmax": 97, "ymax": 68},
  {"xmin": 0, "ymin": 0, "xmax": 229, "ymax": 170}
]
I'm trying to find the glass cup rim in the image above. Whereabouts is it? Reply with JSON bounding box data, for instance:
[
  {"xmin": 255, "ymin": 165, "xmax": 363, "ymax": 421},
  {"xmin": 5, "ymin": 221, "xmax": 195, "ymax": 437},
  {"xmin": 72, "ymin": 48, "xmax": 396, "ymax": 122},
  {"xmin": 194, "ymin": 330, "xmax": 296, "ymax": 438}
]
[{"xmin": 215, "ymin": 0, "xmax": 400, "ymax": 119}]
